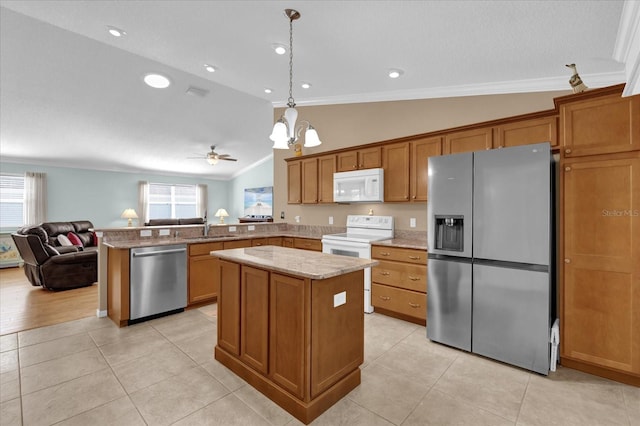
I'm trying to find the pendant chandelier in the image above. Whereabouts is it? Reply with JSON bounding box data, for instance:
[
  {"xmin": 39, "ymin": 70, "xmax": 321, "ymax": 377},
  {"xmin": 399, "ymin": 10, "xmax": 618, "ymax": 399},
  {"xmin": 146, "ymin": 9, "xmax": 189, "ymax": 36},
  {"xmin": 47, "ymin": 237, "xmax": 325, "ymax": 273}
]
[{"xmin": 269, "ymin": 9, "xmax": 322, "ymax": 149}]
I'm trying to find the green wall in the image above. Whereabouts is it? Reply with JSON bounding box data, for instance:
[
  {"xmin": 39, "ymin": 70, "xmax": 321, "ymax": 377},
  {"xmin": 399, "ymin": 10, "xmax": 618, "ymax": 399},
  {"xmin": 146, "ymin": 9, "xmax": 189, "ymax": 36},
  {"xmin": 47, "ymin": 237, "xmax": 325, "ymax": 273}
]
[{"xmin": 0, "ymin": 161, "xmax": 272, "ymax": 231}]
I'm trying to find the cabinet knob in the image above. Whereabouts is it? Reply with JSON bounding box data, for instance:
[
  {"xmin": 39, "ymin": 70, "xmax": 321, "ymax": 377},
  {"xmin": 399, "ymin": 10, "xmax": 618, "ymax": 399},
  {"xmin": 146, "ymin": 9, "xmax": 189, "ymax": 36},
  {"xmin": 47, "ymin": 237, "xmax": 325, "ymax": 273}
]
[
  {"xmin": 359, "ymin": 164, "xmax": 363, "ymax": 168},
  {"xmin": 565, "ymin": 148, "xmax": 572, "ymax": 154},
  {"xmin": 408, "ymin": 302, "xmax": 421, "ymax": 308},
  {"xmin": 255, "ymin": 243, "xmax": 262, "ymax": 246},
  {"xmin": 378, "ymin": 295, "xmax": 391, "ymax": 301},
  {"xmin": 408, "ymin": 256, "xmax": 421, "ymax": 260},
  {"xmin": 408, "ymin": 276, "xmax": 420, "ymax": 281},
  {"xmin": 379, "ymin": 271, "xmax": 390, "ymax": 276},
  {"xmin": 564, "ymin": 258, "xmax": 571, "ymax": 264},
  {"xmin": 380, "ymin": 252, "xmax": 391, "ymax": 256},
  {"xmin": 565, "ymin": 167, "xmax": 571, "ymax": 172},
  {"xmin": 353, "ymin": 165, "xmax": 357, "ymax": 169},
  {"xmin": 412, "ymin": 196, "xmax": 416, "ymax": 199}
]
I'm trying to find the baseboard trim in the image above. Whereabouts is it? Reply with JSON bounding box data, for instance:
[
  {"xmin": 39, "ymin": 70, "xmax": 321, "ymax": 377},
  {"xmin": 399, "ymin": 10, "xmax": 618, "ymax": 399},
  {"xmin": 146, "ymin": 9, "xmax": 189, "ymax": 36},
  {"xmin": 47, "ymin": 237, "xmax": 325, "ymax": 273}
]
[{"xmin": 96, "ymin": 309, "xmax": 107, "ymax": 318}]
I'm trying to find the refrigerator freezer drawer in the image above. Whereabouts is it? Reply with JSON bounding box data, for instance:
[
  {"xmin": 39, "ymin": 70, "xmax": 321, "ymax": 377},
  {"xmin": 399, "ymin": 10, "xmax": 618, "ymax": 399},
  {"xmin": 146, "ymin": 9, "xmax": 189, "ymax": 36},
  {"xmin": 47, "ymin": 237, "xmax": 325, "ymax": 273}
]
[
  {"xmin": 427, "ymin": 258, "xmax": 472, "ymax": 351},
  {"xmin": 472, "ymin": 264, "xmax": 550, "ymax": 374}
]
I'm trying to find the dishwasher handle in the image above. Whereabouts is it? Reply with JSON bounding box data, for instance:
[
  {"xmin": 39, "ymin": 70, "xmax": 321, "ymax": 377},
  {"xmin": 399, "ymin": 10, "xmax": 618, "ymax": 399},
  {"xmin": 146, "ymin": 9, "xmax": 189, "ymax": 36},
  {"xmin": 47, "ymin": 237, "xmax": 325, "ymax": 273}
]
[{"xmin": 132, "ymin": 248, "xmax": 187, "ymax": 258}]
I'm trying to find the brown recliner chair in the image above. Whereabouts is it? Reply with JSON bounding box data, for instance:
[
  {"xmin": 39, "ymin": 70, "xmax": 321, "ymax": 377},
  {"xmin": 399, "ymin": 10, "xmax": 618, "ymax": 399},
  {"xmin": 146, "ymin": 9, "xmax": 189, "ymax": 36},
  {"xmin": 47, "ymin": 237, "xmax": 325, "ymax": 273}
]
[{"xmin": 11, "ymin": 223, "xmax": 97, "ymax": 290}]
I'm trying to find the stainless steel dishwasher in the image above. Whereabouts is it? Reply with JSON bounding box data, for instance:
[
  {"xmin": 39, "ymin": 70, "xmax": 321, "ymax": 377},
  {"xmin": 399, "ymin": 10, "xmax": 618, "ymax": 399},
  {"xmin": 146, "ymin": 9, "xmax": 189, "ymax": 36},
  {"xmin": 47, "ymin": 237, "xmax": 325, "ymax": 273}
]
[{"xmin": 129, "ymin": 244, "xmax": 187, "ymax": 323}]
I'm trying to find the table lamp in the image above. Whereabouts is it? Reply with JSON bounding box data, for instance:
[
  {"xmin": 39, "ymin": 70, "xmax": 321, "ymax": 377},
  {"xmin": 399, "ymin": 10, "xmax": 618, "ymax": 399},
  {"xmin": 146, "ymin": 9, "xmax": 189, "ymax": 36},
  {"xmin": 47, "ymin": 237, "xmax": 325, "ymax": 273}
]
[
  {"xmin": 121, "ymin": 208, "xmax": 138, "ymax": 227},
  {"xmin": 214, "ymin": 208, "xmax": 229, "ymax": 224}
]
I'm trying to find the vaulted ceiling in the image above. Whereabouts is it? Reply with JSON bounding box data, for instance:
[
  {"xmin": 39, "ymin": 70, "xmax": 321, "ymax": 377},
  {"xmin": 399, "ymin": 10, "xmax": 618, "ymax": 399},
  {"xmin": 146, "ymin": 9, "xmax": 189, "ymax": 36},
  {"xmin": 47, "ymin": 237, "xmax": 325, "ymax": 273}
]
[{"xmin": 0, "ymin": 1, "xmax": 630, "ymax": 179}]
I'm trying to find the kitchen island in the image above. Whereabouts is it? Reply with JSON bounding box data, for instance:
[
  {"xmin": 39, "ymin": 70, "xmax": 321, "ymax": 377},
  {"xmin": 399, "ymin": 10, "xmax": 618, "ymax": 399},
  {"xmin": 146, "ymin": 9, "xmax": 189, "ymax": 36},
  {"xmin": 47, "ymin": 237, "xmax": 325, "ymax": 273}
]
[{"xmin": 210, "ymin": 245, "xmax": 377, "ymax": 424}]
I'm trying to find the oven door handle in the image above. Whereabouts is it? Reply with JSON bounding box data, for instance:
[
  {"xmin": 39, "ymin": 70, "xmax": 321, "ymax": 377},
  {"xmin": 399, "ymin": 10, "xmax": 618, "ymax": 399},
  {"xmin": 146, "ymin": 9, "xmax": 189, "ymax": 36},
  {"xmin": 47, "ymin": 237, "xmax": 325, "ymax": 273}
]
[{"xmin": 322, "ymin": 239, "xmax": 370, "ymax": 251}]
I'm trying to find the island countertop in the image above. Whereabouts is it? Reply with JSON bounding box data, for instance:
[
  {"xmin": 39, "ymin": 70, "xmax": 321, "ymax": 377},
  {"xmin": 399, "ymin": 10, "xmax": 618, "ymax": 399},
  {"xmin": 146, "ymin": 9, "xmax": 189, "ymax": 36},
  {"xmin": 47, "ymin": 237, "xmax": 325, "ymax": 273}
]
[{"xmin": 209, "ymin": 245, "xmax": 378, "ymax": 279}]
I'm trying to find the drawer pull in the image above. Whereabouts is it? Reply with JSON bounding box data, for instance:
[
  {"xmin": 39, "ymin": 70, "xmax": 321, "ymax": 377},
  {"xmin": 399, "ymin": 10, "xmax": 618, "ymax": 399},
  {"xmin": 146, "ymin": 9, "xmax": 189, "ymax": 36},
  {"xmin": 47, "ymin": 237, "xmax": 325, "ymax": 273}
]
[
  {"xmin": 408, "ymin": 276, "xmax": 420, "ymax": 281},
  {"xmin": 408, "ymin": 256, "xmax": 421, "ymax": 260},
  {"xmin": 379, "ymin": 271, "xmax": 390, "ymax": 276},
  {"xmin": 378, "ymin": 295, "xmax": 391, "ymax": 301},
  {"xmin": 255, "ymin": 243, "xmax": 262, "ymax": 246},
  {"xmin": 379, "ymin": 252, "xmax": 391, "ymax": 256},
  {"xmin": 408, "ymin": 302, "xmax": 421, "ymax": 308}
]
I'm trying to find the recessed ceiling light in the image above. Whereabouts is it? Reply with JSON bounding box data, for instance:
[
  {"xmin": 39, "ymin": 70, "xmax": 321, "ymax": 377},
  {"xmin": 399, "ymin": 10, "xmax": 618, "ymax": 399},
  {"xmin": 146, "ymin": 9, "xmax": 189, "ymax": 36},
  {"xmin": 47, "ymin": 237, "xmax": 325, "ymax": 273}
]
[
  {"xmin": 264, "ymin": 88, "xmax": 273, "ymax": 94},
  {"xmin": 388, "ymin": 69, "xmax": 404, "ymax": 79},
  {"xmin": 204, "ymin": 64, "xmax": 216, "ymax": 73},
  {"xmin": 272, "ymin": 44, "xmax": 287, "ymax": 55},
  {"xmin": 143, "ymin": 73, "xmax": 171, "ymax": 89},
  {"xmin": 107, "ymin": 26, "xmax": 126, "ymax": 37},
  {"xmin": 301, "ymin": 82, "xmax": 311, "ymax": 89}
]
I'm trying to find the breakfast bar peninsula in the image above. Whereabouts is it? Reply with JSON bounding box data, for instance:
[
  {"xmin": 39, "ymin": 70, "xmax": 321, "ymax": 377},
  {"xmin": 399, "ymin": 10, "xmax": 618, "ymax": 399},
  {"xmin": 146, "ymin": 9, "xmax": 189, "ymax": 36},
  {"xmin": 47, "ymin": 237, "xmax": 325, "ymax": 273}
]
[{"xmin": 210, "ymin": 245, "xmax": 377, "ymax": 424}]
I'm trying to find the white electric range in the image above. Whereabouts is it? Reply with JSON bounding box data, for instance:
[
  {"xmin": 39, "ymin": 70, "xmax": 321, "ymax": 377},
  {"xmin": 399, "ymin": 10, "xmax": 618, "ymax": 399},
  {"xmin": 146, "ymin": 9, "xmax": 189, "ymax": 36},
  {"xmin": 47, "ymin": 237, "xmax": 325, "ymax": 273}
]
[{"xmin": 322, "ymin": 215, "xmax": 394, "ymax": 313}]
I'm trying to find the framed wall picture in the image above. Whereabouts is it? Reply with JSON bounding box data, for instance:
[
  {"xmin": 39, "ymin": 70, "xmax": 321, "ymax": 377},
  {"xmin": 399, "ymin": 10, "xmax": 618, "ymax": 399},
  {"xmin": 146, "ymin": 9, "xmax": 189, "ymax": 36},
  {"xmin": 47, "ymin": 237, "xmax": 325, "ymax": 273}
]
[{"xmin": 0, "ymin": 233, "xmax": 21, "ymax": 268}]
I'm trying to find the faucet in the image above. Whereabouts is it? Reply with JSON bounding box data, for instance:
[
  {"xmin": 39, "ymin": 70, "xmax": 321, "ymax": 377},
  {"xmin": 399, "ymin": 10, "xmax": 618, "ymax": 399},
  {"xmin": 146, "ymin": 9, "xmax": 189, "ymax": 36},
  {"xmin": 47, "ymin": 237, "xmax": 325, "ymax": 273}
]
[{"xmin": 204, "ymin": 222, "xmax": 210, "ymax": 237}]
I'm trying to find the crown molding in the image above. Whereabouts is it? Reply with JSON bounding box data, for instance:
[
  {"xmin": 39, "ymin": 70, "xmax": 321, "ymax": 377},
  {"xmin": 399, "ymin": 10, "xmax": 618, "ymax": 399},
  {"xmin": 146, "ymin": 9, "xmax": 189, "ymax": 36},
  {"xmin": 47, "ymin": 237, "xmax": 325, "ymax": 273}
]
[{"xmin": 613, "ymin": 0, "xmax": 640, "ymax": 96}]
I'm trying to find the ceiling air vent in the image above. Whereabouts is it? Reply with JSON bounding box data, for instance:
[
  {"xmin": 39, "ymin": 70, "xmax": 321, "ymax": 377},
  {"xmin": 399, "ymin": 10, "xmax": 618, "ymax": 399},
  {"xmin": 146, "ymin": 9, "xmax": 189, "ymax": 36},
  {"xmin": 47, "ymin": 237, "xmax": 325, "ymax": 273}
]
[{"xmin": 185, "ymin": 86, "xmax": 209, "ymax": 97}]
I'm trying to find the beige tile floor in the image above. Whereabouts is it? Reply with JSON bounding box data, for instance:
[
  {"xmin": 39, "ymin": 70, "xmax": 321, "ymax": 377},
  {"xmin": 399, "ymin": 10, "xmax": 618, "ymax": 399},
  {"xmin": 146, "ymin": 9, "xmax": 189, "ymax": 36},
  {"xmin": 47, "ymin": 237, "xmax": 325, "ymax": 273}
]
[{"xmin": 1, "ymin": 305, "xmax": 638, "ymax": 426}]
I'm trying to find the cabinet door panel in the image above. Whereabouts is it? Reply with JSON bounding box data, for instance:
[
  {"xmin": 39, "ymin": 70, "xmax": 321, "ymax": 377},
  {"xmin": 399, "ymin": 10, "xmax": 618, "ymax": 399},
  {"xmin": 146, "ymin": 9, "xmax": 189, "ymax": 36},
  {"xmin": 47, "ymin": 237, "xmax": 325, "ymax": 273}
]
[
  {"xmin": 383, "ymin": 142, "xmax": 410, "ymax": 202},
  {"xmin": 217, "ymin": 260, "xmax": 240, "ymax": 356},
  {"xmin": 336, "ymin": 151, "xmax": 358, "ymax": 171},
  {"xmin": 302, "ymin": 158, "xmax": 318, "ymax": 204},
  {"xmin": 411, "ymin": 136, "xmax": 442, "ymax": 201},
  {"xmin": 562, "ymin": 155, "xmax": 640, "ymax": 375},
  {"xmin": 269, "ymin": 273, "xmax": 307, "ymax": 399},
  {"xmin": 188, "ymin": 255, "xmax": 218, "ymax": 304},
  {"xmin": 318, "ymin": 155, "xmax": 336, "ymax": 203},
  {"xmin": 241, "ymin": 266, "xmax": 269, "ymax": 374},
  {"xmin": 444, "ymin": 127, "xmax": 493, "ymax": 154},
  {"xmin": 287, "ymin": 161, "xmax": 302, "ymax": 204},
  {"xmin": 359, "ymin": 147, "xmax": 382, "ymax": 169},
  {"xmin": 496, "ymin": 117, "xmax": 557, "ymax": 148}
]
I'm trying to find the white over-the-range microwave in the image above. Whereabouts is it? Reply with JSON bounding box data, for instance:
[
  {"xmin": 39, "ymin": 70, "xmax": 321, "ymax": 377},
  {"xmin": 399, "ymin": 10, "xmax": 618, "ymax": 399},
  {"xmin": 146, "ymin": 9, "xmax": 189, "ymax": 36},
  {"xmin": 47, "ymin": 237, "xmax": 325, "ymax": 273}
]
[{"xmin": 333, "ymin": 168, "xmax": 384, "ymax": 203}]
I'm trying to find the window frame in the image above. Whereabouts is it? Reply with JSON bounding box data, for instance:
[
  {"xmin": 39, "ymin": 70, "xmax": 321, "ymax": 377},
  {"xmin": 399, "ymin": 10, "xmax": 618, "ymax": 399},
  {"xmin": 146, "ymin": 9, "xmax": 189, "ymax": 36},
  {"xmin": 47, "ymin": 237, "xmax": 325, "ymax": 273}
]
[
  {"xmin": 0, "ymin": 173, "xmax": 25, "ymax": 229},
  {"xmin": 147, "ymin": 182, "xmax": 198, "ymax": 220}
]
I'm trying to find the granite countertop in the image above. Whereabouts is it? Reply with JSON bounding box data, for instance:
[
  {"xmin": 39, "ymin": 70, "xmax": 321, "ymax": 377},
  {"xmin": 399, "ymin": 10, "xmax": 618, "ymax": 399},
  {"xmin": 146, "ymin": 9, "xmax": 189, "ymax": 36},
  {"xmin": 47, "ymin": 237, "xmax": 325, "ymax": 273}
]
[
  {"xmin": 373, "ymin": 237, "xmax": 428, "ymax": 251},
  {"xmin": 210, "ymin": 245, "xmax": 378, "ymax": 280}
]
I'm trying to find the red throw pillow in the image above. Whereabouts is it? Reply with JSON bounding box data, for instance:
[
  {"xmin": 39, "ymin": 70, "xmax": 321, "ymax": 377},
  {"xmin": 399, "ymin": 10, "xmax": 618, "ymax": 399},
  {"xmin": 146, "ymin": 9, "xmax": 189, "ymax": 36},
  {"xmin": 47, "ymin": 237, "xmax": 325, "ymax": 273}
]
[{"xmin": 67, "ymin": 232, "xmax": 84, "ymax": 247}]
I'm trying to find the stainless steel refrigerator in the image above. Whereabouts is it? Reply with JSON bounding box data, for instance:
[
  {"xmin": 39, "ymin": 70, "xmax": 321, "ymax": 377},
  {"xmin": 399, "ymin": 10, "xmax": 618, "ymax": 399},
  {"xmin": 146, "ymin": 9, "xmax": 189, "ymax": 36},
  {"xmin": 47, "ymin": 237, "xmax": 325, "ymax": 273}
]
[{"xmin": 427, "ymin": 142, "xmax": 553, "ymax": 375}]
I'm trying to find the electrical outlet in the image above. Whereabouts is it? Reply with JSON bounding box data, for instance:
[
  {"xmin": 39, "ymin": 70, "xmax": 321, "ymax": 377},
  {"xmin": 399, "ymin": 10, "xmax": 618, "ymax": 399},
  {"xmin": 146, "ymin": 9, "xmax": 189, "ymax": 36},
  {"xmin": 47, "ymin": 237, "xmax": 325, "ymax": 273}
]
[
  {"xmin": 410, "ymin": 218, "xmax": 416, "ymax": 228},
  {"xmin": 229, "ymin": 226, "xmax": 236, "ymax": 232},
  {"xmin": 248, "ymin": 225, "xmax": 255, "ymax": 231},
  {"xmin": 159, "ymin": 229, "xmax": 170, "ymax": 236},
  {"xmin": 329, "ymin": 216, "xmax": 333, "ymax": 225},
  {"xmin": 295, "ymin": 215, "xmax": 301, "ymax": 223},
  {"xmin": 280, "ymin": 211, "xmax": 285, "ymax": 219},
  {"xmin": 140, "ymin": 229, "xmax": 152, "ymax": 237},
  {"xmin": 333, "ymin": 291, "xmax": 346, "ymax": 307}
]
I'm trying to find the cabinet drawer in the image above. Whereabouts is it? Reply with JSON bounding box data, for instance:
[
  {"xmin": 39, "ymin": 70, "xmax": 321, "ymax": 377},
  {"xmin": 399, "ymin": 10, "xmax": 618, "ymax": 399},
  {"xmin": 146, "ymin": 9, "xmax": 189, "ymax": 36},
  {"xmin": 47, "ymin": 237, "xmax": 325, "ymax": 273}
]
[
  {"xmin": 372, "ymin": 284, "xmax": 426, "ymax": 321},
  {"xmin": 372, "ymin": 246, "xmax": 426, "ymax": 265},
  {"xmin": 252, "ymin": 238, "xmax": 269, "ymax": 247},
  {"xmin": 189, "ymin": 241, "xmax": 224, "ymax": 256},
  {"xmin": 372, "ymin": 260, "xmax": 426, "ymax": 292},
  {"xmin": 293, "ymin": 237, "xmax": 322, "ymax": 251},
  {"xmin": 224, "ymin": 239, "xmax": 251, "ymax": 249}
]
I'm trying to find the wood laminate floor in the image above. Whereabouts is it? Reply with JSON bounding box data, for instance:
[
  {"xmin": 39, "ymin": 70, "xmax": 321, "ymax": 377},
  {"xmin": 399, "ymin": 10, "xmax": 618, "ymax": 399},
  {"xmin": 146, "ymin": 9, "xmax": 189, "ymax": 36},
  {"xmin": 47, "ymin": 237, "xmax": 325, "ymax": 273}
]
[{"xmin": 0, "ymin": 266, "xmax": 97, "ymax": 336}]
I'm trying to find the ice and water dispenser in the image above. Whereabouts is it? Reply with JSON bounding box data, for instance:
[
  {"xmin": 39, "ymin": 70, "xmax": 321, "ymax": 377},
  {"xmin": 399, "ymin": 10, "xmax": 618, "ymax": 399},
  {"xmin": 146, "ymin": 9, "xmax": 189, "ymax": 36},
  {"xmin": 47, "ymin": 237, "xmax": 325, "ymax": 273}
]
[{"xmin": 434, "ymin": 215, "xmax": 464, "ymax": 251}]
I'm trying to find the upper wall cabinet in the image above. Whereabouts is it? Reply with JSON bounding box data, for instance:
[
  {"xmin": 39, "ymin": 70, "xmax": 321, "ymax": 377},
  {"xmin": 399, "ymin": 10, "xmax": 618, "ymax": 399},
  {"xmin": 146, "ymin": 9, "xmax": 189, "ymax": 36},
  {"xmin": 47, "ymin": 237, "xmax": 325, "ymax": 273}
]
[
  {"xmin": 495, "ymin": 116, "xmax": 558, "ymax": 149},
  {"xmin": 336, "ymin": 147, "xmax": 382, "ymax": 171},
  {"xmin": 559, "ymin": 92, "xmax": 640, "ymax": 157},
  {"xmin": 444, "ymin": 127, "xmax": 493, "ymax": 154},
  {"xmin": 301, "ymin": 158, "xmax": 319, "ymax": 204},
  {"xmin": 383, "ymin": 142, "xmax": 411, "ymax": 202},
  {"xmin": 287, "ymin": 160, "xmax": 302, "ymax": 204},
  {"xmin": 318, "ymin": 155, "xmax": 336, "ymax": 204},
  {"xmin": 411, "ymin": 136, "xmax": 442, "ymax": 201}
]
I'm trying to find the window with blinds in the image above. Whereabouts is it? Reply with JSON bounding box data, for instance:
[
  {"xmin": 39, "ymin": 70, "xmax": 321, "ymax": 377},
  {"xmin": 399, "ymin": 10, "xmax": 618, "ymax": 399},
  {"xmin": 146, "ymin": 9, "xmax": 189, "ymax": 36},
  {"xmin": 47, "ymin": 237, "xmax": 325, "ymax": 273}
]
[
  {"xmin": 148, "ymin": 183, "xmax": 197, "ymax": 219},
  {"xmin": 0, "ymin": 174, "xmax": 25, "ymax": 228}
]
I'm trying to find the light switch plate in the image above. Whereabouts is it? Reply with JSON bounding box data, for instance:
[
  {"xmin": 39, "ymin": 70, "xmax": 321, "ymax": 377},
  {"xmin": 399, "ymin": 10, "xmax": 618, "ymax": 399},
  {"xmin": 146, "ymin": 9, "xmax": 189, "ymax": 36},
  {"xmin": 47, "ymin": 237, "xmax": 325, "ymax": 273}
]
[
  {"xmin": 229, "ymin": 226, "xmax": 236, "ymax": 232},
  {"xmin": 333, "ymin": 291, "xmax": 346, "ymax": 307},
  {"xmin": 410, "ymin": 218, "xmax": 416, "ymax": 228},
  {"xmin": 329, "ymin": 216, "xmax": 333, "ymax": 225},
  {"xmin": 140, "ymin": 229, "xmax": 152, "ymax": 237},
  {"xmin": 159, "ymin": 229, "xmax": 170, "ymax": 236},
  {"xmin": 248, "ymin": 225, "xmax": 255, "ymax": 231}
]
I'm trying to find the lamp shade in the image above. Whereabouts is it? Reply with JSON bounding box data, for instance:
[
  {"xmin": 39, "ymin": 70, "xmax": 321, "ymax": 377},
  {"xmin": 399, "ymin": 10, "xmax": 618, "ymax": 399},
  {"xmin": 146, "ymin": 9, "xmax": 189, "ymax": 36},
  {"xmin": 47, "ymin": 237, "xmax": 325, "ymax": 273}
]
[
  {"xmin": 304, "ymin": 125, "xmax": 322, "ymax": 147},
  {"xmin": 270, "ymin": 119, "xmax": 289, "ymax": 149},
  {"xmin": 214, "ymin": 208, "xmax": 229, "ymax": 224},
  {"xmin": 121, "ymin": 208, "xmax": 138, "ymax": 227},
  {"xmin": 284, "ymin": 107, "xmax": 298, "ymax": 141}
]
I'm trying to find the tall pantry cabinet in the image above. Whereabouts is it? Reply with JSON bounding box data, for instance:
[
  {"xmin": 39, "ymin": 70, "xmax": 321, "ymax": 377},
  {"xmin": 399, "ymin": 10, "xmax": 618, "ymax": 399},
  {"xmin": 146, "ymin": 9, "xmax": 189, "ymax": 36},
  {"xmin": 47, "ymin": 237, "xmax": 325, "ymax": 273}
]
[{"xmin": 557, "ymin": 85, "xmax": 640, "ymax": 386}]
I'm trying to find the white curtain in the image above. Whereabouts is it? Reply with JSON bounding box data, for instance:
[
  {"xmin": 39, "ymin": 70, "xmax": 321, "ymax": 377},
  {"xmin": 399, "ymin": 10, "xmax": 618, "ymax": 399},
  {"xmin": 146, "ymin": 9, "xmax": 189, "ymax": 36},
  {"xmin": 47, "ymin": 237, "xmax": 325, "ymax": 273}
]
[
  {"xmin": 24, "ymin": 172, "xmax": 47, "ymax": 225},
  {"xmin": 137, "ymin": 180, "xmax": 149, "ymax": 225},
  {"xmin": 196, "ymin": 184, "xmax": 208, "ymax": 221}
]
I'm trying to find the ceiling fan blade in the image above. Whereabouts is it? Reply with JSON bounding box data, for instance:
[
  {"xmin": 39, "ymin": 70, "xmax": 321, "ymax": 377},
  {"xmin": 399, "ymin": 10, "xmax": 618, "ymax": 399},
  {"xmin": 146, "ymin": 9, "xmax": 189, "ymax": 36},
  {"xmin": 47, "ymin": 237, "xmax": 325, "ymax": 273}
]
[
  {"xmin": 219, "ymin": 157, "xmax": 237, "ymax": 161},
  {"xmin": 186, "ymin": 156, "xmax": 205, "ymax": 159},
  {"xmin": 218, "ymin": 154, "xmax": 231, "ymax": 158}
]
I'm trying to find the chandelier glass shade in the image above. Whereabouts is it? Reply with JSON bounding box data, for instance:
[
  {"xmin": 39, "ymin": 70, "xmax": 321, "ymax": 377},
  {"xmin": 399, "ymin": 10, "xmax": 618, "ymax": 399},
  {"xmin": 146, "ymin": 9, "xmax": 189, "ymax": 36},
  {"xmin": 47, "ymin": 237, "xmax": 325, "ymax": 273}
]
[{"xmin": 269, "ymin": 9, "xmax": 321, "ymax": 149}]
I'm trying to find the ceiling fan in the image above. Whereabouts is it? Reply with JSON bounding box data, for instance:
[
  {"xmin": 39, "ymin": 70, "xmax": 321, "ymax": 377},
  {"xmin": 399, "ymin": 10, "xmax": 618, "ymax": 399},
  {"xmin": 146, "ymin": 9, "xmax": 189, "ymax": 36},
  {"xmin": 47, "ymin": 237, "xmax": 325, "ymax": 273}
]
[{"xmin": 188, "ymin": 145, "xmax": 237, "ymax": 165}]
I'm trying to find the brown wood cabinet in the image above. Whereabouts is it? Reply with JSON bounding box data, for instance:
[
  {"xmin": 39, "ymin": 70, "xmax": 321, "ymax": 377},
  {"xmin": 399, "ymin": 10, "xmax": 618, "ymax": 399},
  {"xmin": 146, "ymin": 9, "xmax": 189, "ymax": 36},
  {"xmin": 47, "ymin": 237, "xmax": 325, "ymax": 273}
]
[
  {"xmin": 188, "ymin": 241, "xmax": 223, "ymax": 305},
  {"xmin": 410, "ymin": 136, "xmax": 442, "ymax": 201},
  {"xmin": 287, "ymin": 160, "xmax": 302, "ymax": 204},
  {"xmin": 302, "ymin": 158, "xmax": 318, "ymax": 204},
  {"xmin": 444, "ymin": 126, "xmax": 493, "ymax": 154},
  {"xmin": 223, "ymin": 239, "xmax": 252, "ymax": 249},
  {"xmin": 560, "ymin": 152, "xmax": 640, "ymax": 385},
  {"xmin": 383, "ymin": 142, "xmax": 410, "ymax": 202},
  {"xmin": 282, "ymin": 237, "xmax": 294, "ymax": 248},
  {"xmin": 107, "ymin": 247, "xmax": 130, "ymax": 327},
  {"xmin": 214, "ymin": 259, "xmax": 364, "ymax": 424},
  {"xmin": 495, "ymin": 116, "xmax": 557, "ymax": 148},
  {"xmin": 371, "ymin": 245, "xmax": 427, "ymax": 325},
  {"xmin": 318, "ymin": 155, "xmax": 336, "ymax": 203},
  {"xmin": 559, "ymin": 91, "xmax": 640, "ymax": 157},
  {"xmin": 336, "ymin": 147, "xmax": 382, "ymax": 171},
  {"xmin": 293, "ymin": 237, "xmax": 322, "ymax": 251}
]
